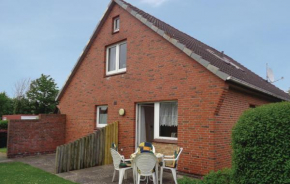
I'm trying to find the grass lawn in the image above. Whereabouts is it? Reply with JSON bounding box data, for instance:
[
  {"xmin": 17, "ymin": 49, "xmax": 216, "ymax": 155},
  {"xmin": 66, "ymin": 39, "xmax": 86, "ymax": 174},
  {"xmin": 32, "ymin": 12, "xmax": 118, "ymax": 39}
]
[
  {"xmin": 0, "ymin": 147, "xmax": 7, "ymax": 153},
  {"xmin": 0, "ymin": 162, "xmax": 77, "ymax": 184}
]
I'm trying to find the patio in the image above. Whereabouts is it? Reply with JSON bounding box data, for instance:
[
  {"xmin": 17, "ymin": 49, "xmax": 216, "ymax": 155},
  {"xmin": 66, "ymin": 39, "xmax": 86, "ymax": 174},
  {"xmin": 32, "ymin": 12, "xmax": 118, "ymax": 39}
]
[{"xmin": 13, "ymin": 154, "xmax": 184, "ymax": 184}]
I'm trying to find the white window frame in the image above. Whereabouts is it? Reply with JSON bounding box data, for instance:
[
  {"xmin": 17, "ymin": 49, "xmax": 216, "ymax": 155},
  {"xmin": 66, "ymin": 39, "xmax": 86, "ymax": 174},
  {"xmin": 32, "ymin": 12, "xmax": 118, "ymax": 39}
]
[
  {"xmin": 106, "ymin": 41, "xmax": 127, "ymax": 75},
  {"xmin": 154, "ymin": 102, "xmax": 178, "ymax": 141},
  {"xmin": 113, "ymin": 17, "xmax": 120, "ymax": 32},
  {"xmin": 96, "ymin": 105, "xmax": 108, "ymax": 128}
]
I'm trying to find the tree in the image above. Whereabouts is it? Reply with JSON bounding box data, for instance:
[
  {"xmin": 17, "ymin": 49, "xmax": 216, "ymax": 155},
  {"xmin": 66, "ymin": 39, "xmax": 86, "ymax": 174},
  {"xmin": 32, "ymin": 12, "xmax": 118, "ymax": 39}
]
[
  {"xmin": 13, "ymin": 78, "xmax": 31, "ymax": 114},
  {"xmin": 13, "ymin": 78, "xmax": 30, "ymax": 99},
  {"xmin": 26, "ymin": 74, "xmax": 59, "ymax": 114},
  {"xmin": 12, "ymin": 97, "xmax": 32, "ymax": 114},
  {"xmin": 0, "ymin": 92, "xmax": 13, "ymax": 119}
]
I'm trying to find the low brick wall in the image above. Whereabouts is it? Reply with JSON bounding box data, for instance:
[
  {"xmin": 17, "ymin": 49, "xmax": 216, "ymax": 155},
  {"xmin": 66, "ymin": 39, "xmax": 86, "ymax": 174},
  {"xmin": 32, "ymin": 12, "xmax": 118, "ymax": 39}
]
[
  {"xmin": 153, "ymin": 142, "xmax": 178, "ymax": 155},
  {"xmin": 7, "ymin": 114, "xmax": 66, "ymax": 158},
  {"xmin": 0, "ymin": 130, "xmax": 7, "ymax": 148}
]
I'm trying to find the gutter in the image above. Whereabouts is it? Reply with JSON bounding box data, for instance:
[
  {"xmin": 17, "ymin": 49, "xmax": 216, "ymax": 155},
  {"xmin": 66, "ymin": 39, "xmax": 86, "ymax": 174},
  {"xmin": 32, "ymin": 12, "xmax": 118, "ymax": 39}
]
[{"xmin": 226, "ymin": 76, "xmax": 290, "ymax": 101}]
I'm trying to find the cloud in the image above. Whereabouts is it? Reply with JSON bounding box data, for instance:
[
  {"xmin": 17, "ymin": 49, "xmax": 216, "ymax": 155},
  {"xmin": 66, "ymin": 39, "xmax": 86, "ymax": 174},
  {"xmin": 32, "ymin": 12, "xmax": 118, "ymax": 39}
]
[{"xmin": 140, "ymin": 0, "xmax": 170, "ymax": 7}]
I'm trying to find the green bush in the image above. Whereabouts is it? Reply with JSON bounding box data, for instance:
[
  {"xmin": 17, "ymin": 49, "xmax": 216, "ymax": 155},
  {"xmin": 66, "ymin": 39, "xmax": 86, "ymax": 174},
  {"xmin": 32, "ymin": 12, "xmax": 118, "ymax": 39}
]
[
  {"xmin": 178, "ymin": 177, "xmax": 199, "ymax": 184},
  {"xmin": 178, "ymin": 168, "xmax": 233, "ymax": 184},
  {"xmin": 232, "ymin": 102, "xmax": 290, "ymax": 184},
  {"xmin": 200, "ymin": 168, "xmax": 233, "ymax": 184},
  {"xmin": 0, "ymin": 120, "xmax": 8, "ymax": 130}
]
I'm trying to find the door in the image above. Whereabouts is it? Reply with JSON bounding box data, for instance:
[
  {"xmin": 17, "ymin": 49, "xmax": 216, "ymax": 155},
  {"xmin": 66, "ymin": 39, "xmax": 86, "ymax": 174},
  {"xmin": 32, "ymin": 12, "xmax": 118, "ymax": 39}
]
[{"xmin": 136, "ymin": 103, "xmax": 154, "ymax": 148}]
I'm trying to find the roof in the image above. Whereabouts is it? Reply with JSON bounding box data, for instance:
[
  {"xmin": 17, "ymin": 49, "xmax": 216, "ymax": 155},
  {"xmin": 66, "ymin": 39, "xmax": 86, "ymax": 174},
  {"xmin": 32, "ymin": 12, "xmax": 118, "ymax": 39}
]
[{"xmin": 56, "ymin": 0, "xmax": 290, "ymax": 101}]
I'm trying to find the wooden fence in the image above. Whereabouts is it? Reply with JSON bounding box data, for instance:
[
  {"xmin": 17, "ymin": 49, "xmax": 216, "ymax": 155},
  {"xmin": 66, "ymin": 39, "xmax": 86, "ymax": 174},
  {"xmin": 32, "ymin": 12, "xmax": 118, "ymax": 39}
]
[{"xmin": 55, "ymin": 121, "xmax": 118, "ymax": 173}]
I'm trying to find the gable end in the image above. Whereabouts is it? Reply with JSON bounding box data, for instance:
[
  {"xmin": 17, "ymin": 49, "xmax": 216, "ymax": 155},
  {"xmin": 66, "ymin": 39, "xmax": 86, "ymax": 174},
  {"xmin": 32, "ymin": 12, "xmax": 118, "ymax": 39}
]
[{"xmin": 56, "ymin": 0, "xmax": 290, "ymax": 102}]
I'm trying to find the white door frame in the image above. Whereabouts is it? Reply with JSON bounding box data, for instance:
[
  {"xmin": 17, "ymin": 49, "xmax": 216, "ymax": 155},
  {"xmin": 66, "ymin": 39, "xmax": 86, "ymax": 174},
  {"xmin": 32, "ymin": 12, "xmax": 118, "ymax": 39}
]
[{"xmin": 135, "ymin": 103, "xmax": 155, "ymax": 149}]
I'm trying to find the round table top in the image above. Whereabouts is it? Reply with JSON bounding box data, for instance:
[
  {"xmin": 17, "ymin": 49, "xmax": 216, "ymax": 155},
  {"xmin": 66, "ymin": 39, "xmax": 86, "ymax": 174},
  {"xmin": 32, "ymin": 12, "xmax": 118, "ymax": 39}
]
[{"xmin": 130, "ymin": 152, "xmax": 164, "ymax": 160}]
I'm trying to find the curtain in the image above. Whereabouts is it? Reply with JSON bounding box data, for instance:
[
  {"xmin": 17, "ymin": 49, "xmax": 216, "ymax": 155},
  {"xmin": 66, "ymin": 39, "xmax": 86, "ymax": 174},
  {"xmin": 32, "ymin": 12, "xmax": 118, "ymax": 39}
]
[
  {"xmin": 140, "ymin": 106, "xmax": 146, "ymax": 143},
  {"xmin": 159, "ymin": 102, "xmax": 178, "ymax": 127}
]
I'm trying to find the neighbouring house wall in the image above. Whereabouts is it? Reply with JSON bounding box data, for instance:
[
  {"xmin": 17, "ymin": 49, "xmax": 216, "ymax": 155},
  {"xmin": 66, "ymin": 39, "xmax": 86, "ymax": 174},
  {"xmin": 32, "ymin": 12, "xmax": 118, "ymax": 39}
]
[
  {"xmin": 58, "ymin": 4, "xmax": 231, "ymax": 175},
  {"xmin": 214, "ymin": 87, "xmax": 276, "ymax": 170},
  {"xmin": 2, "ymin": 115, "xmax": 38, "ymax": 120},
  {"xmin": 7, "ymin": 114, "xmax": 66, "ymax": 158}
]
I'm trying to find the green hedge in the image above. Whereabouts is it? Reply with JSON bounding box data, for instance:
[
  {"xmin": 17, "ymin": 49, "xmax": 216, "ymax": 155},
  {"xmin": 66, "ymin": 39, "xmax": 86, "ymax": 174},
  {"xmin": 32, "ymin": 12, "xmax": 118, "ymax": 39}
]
[
  {"xmin": 0, "ymin": 120, "xmax": 8, "ymax": 130},
  {"xmin": 178, "ymin": 177, "xmax": 199, "ymax": 184},
  {"xmin": 178, "ymin": 168, "xmax": 233, "ymax": 184},
  {"xmin": 232, "ymin": 102, "xmax": 290, "ymax": 184},
  {"xmin": 200, "ymin": 169, "xmax": 233, "ymax": 184}
]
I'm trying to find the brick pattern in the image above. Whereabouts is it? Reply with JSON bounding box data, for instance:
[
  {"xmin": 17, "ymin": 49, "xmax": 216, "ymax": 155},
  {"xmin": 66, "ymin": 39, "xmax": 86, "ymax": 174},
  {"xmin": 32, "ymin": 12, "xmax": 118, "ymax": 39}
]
[
  {"xmin": 58, "ymin": 4, "xmax": 276, "ymax": 175},
  {"xmin": 153, "ymin": 142, "xmax": 178, "ymax": 156},
  {"xmin": 214, "ymin": 88, "xmax": 274, "ymax": 170},
  {"xmin": 7, "ymin": 114, "xmax": 66, "ymax": 158}
]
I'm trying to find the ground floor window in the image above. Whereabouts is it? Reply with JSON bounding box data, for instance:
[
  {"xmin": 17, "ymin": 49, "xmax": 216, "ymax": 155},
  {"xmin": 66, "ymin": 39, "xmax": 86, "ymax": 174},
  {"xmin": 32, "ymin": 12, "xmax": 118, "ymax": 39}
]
[
  {"xmin": 96, "ymin": 105, "xmax": 108, "ymax": 128},
  {"xmin": 155, "ymin": 102, "xmax": 178, "ymax": 140}
]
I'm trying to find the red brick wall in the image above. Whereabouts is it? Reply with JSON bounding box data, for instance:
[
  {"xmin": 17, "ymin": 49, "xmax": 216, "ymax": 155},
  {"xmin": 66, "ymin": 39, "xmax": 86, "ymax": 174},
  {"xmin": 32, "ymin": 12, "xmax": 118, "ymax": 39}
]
[
  {"xmin": 214, "ymin": 87, "xmax": 275, "ymax": 170},
  {"xmin": 58, "ymin": 3, "xmax": 276, "ymax": 175},
  {"xmin": 153, "ymin": 142, "xmax": 178, "ymax": 155},
  {"xmin": 7, "ymin": 114, "xmax": 66, "ymax": 158}
]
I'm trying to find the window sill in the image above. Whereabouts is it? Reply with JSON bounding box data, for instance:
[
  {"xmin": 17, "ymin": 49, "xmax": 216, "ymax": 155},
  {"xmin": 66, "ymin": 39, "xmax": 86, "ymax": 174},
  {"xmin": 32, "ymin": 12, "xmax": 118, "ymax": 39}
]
[
  {"xmin": 106, "ymin": 71, "xmax": 126, "ymax": 77},
  {"xmin": 153, "ymin": 139, "xmax": 178, "ymax": 144},
  {"xmin": 95, "ymin": 125, "xmax": 107, "ymax": 129},
  {"xmin": 112, "ymin": 30, "xmax": 119, "ymax": 34}
]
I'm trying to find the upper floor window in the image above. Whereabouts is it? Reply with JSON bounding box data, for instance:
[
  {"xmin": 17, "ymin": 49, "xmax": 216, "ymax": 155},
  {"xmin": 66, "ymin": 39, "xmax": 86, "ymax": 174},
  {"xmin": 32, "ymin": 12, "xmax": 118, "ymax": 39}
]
[
  {"xmin": 106, "ymin": 41, "xmax": 127, "ymax": 75},
  {"xmin": 113, "ymin": 17, "xmax": 120, "ymax": 32}
]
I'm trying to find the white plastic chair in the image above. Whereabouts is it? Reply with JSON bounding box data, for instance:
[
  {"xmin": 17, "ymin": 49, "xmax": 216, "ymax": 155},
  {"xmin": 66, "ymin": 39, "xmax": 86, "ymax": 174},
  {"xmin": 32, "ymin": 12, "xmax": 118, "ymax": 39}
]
[
  {"xmin": 160, "ymin": 148, "xmax": 183, "ymax": 184},
  {"xmin": 110, "ymin": 148, "xmax": 132, "ymax": 184},
  {"xmin": 135, "ymin": 153, "xmax": 158, "ymax": 184}
]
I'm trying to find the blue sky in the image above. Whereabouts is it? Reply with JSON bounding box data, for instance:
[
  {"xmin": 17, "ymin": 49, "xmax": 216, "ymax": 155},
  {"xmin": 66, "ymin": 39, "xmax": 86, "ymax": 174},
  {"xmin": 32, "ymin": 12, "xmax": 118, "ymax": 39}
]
[{"xmin": 1, "ymin": 0, "xmax": 289, "ymax": 97}]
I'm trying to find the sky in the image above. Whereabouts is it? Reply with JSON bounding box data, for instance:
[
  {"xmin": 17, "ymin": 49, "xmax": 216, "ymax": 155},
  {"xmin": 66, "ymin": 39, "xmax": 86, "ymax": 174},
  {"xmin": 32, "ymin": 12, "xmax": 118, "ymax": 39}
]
[{"xmin": 1, "ymin": 0, "xmax": 290, "ymax": 97}]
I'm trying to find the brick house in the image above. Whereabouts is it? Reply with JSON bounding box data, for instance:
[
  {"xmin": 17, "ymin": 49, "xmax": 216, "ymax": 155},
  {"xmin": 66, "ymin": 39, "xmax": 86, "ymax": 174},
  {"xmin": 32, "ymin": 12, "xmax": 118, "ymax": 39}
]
[{"xmin": 56, "ymin": 0, "xmax": 290, "ymax": 175}]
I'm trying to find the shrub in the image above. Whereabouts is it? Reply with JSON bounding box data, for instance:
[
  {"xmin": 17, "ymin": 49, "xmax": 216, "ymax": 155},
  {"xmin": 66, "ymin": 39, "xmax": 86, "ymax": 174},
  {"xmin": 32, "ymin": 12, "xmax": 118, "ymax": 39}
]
[
  {"xmin": 232, "ymin": 102, "xmax": 290, "ymax": 184},
  {"xmin": 178, "ymin": 177, "xmax": 199, "ymax": 184},
  {"xmin": 200, "ymin": 168, "xmax": 233, "ymax": 184},
  {"xmin": 178, "ymin": 168, "xmax": 233, "ymax": 184},
  {"xmin": 0, "ymin": 120, "xmax": 8, "ymax": 130}
]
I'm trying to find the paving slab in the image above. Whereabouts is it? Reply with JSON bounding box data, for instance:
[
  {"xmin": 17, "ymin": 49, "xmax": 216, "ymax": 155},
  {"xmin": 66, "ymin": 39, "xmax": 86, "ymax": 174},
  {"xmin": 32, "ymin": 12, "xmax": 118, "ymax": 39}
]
[
  {"xmin": 13, "ymin": 154, "xmax": 56, "ymax": 173},
  {"xmin": 12, "ymin": 154, "xmax": 183, "ymax": 184}
]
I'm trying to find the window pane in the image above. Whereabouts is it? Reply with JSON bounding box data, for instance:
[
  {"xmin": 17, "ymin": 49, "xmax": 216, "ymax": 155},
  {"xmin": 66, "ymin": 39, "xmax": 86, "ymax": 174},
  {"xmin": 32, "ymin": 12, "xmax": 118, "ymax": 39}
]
[
  {"xmin": 99, "ymin": 106, "xmax": 107, "ymax": 125},
  {"xmin": 108, "ymin": 47, "xmax": 116, "ymax": 71},
  {"xmin": 116, "ymin": 18, "xmax": 120, "ymax": 30},
  {"xmin": 114, "ymin": 18, "xmax": 119, "ymax": 31},
  {"xmin": 119, "ymin": 43, "xmax": 127, "ymax": 69},
  {"xmin": 159, "ymin": 102, "xmax": 178, "ymax": 138},
  {"xmin": 160, "ymin": 126, "xmax": 177, "ymax": 138}
]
